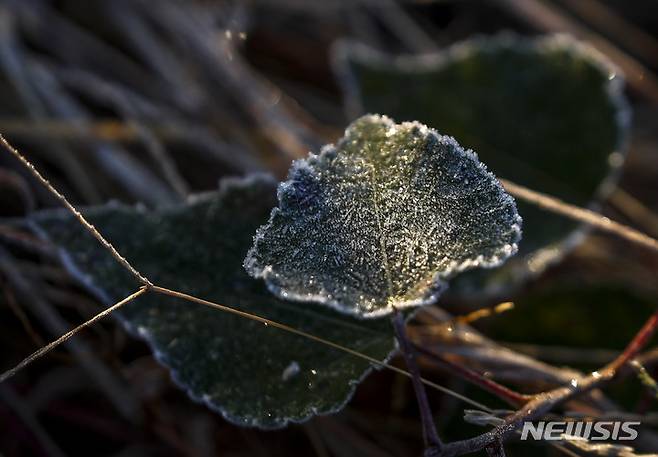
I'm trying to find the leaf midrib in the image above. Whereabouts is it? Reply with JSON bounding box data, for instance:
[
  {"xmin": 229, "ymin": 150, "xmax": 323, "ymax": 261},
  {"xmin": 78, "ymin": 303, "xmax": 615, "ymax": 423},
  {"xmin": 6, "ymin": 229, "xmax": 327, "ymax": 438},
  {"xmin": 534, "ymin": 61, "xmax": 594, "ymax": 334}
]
[{"xmin": 364, "ymin": 154, "xmax": 394, "ymax": 303}]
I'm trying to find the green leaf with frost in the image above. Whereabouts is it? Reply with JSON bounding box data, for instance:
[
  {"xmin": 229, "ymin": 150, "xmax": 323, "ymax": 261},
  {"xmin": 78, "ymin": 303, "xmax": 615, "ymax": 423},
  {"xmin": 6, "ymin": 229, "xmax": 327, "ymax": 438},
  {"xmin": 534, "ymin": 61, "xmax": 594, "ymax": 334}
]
[
  {"xmin": 333, "ymin": 34, "xmax": 629, "ymax": 296},
  {"xmin": 245, "ymin": 115, "xmax": 521, "ymax": 318},
  {"xmin": 31, "ymin": 175, "xmax": 396, "ymax": 428}
]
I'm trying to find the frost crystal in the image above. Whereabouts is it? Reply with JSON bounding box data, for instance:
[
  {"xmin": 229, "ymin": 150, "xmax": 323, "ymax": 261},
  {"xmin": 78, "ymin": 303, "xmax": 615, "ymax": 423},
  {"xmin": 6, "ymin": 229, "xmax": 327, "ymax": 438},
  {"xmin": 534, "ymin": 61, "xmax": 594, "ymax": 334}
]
[{"xmin": 245, "ymin": 115, "xmax": 522, "ymax": 318}]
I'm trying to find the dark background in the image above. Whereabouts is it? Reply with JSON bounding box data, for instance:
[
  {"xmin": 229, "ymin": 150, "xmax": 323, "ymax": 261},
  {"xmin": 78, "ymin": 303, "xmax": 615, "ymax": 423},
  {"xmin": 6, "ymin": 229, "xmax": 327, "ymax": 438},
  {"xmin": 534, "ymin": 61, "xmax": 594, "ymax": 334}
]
[{"xmin": 0, "ymin": 1, "xmax": 657, "ymax": 456}]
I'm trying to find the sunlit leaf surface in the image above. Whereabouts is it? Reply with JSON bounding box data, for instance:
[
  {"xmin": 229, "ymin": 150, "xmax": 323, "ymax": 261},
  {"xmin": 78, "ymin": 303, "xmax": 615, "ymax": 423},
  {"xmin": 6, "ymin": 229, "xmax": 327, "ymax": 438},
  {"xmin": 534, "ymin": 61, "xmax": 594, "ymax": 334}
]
[
  {"xmin": 245, "ymin": 115, "xmax": 521, "ymax": 317},
  {"xmin": 333, "ymin": 34, "xmax": 629, "ymax": 296},
  {"xmin": 32, "ymin": 176, "xmax": 396, "ymax": 428}
]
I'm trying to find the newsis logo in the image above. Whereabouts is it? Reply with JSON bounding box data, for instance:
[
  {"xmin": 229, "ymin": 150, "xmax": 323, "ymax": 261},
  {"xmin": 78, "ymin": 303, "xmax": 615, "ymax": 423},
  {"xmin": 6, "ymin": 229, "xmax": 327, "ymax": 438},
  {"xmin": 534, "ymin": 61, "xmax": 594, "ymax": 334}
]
[{"xmin": 520, "ymin": 421, "xmax": 640, "ymax": 441}]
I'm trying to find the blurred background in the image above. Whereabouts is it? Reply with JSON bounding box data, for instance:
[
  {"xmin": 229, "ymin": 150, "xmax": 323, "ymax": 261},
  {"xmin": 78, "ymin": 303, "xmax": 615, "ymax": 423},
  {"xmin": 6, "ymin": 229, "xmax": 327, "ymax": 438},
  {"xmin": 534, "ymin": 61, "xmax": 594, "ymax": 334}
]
[{"xmin": 0, "ymin": 0, "xmax": 657, "ymax": 455}]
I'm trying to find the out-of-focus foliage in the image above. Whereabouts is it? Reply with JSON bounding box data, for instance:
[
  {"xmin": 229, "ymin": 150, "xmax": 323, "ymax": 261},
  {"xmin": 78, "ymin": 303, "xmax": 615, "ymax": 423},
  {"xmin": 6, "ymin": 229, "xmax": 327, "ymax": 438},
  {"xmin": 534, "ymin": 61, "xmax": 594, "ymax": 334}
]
[
  {"xmin": 334, "ymin": 34, "xmax": 630, "ymax": 297},
  {"xmin": 31, "ymin": 175, "xmax": 396, "ymax": 428},
  {"xmin": 486, "ymin": 285, "xmax": 656, "ymax": 350}
]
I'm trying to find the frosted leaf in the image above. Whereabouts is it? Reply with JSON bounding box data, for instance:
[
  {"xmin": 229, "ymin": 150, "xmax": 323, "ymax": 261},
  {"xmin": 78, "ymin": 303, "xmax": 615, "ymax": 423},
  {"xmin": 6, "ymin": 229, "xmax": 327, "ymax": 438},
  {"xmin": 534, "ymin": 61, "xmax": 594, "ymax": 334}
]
[
  {"xmin": 31, "ymin": 175, "xmax": 397, "ymax": 428},
  {"xmin": 245, "ymin": 115, "xmax": 521, "ymax": 318},
  {"xmin": 333, "ymin": 34, "xmax": 629, "ymax": 297}
]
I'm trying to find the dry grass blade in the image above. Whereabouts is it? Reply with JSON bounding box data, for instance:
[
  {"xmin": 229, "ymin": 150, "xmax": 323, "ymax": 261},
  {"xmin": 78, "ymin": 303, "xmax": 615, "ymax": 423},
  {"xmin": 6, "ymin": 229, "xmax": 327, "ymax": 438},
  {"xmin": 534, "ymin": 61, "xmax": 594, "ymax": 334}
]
[
  {"xmin": 0, "ymin": 287, "xmax": 148, "ymax": 384},
  {"xmin": 500, "ymin": 178, "xmax": 658, "ymax": 253},
  {"xmin": 0, "ymin": 245, "xmax": 139, "ymax": 420},
  {"xmin": 150, "ymin": 285, "xmax": 492, "ymax": 411}
]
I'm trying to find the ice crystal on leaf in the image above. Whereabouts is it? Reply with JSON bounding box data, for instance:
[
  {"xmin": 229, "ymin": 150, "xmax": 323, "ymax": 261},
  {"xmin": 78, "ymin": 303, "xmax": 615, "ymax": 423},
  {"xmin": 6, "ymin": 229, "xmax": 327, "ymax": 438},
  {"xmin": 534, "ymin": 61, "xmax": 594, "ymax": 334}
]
[{"xmin": 245, "ymin": 115, "xmax": 522, "ymax": 318}]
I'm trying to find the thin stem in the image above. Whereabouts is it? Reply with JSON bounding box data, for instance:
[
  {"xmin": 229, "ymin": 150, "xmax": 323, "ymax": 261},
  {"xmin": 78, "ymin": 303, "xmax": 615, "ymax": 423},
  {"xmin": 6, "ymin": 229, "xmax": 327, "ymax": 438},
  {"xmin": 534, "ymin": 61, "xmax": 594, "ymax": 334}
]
[
  {"xmin": 438, "ymin": 306, "xmax": 658, "ymax": 456},
  {"xmin": 0, "ymin": 280, "xmax": 492, "ymax": 413},
  {"xmin": 0, "ymin": 286, "xmax": 148, "ymax": 384},
  {"xmin": 0, "ymin": 134, "xmax": 153, "ymax": 286},
  {"xmin": 392, "ymin": 310, "xmax": 442, "ymax": 452},
  {"xmin": 607, "ymin": 308, "xmax": 658, "ymax": 373},
  {"xmin": 500, "ymin": 178, "xmax": 658, "ymax": 253},
  {"xmin": 151, "ymin": 285, "xmax": 490, "ymax": 411},
  {"xmin": 414, "ymin": 345, "xmax": 531, "ymax": 407}
]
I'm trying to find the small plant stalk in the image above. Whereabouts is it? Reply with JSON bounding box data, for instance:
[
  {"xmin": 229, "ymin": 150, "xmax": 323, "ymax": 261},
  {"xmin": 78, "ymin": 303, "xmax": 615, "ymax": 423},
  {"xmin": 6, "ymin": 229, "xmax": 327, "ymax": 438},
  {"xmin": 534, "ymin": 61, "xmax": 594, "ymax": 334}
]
[
  {"xmin": 413, "ymin": 344, "xmax": 531, "ymax": 407},
  {"xmin": 392, "ymin": 310, "xmax": 443, "ymax": 454}
]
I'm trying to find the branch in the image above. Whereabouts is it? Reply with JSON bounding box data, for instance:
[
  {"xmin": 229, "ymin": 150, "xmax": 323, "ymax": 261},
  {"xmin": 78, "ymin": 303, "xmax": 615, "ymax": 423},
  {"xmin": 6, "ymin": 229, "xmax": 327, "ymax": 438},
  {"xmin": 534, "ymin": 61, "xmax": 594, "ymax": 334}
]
[
  {"xmin": 438, "ymin": 307, "xmax": 658, "ymax": 456},
  {"xmin": 414, "ymin": 344, "xmax": 532, "ymax": 407},
  {"xmin": 393, "ymin": 310, "xmax": 443, "ymax": 452}
]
